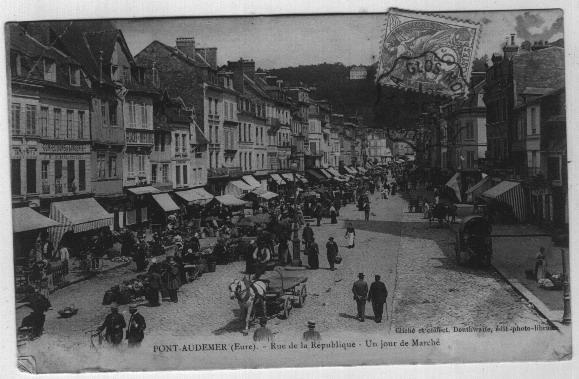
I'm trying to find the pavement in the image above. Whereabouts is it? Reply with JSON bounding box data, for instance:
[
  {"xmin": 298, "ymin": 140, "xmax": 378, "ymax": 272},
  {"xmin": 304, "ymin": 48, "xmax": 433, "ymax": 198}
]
[{"xmin": 15, "ymin": 182, "xmax": 572, "ymax": 372}]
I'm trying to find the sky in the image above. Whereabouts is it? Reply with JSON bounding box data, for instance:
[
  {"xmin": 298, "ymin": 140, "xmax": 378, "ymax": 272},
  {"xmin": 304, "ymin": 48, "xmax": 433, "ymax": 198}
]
[{"xmin": 115, "ymin": 9, "xmax": 563, "ymax": 69}]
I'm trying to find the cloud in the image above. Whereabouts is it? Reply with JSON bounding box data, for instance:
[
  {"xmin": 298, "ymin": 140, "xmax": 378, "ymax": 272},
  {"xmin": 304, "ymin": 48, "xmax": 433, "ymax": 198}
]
[
  {"xmin": 514, "ymin": 11, "xmax": 564, "ymax": 42},
  {"xmin": 480, "ymin": 17, "xmax": 492, "ymax": 25}
]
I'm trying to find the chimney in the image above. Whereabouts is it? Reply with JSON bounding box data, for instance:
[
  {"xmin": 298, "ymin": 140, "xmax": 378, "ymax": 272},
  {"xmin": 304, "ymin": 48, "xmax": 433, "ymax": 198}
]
[
  {"xmin": 510, "ymin": 34, "xmax": 515, "ymax": 46},
  {"xmin": 255, "ymin": 72, "xmax": 267, "ymax": 82},
  {"xmin": 195, "ymin": 47, "xmax": 217, "ymax": 68},
  {"xmin": 175, "ymin": 37, "xmax": 196, "ymax": 58},
  {"xmin": 502, "ymin": 34, "xmax": 519, "ymax": 60}
]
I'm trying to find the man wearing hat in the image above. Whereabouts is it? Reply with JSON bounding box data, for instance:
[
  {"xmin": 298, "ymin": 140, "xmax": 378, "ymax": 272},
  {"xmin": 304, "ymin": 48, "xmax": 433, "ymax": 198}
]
[
  {"xmin": 98, "ymin": 305, "xmax": 126, "ymax": 345},
  {"xmin": 326, "ymin": 237, "xmax": 339, "ymax": 271},
  {"xmin": 302, "ymin": 321, "xmax": 321, "ymax": 342},
  {"xmin": 367, "ymin": 275, "xmax": 388, "ymax": 323},
  {"xmin": 352, "ymin": 273, "xmax": 369, "ymax": 322},
  {"xmin": 126, "ymin": 305, "xmax": 146, "ymax": 347},
  {"xmin": 253, "ymin": 318, "xmax": 273, "ymax": 342}
]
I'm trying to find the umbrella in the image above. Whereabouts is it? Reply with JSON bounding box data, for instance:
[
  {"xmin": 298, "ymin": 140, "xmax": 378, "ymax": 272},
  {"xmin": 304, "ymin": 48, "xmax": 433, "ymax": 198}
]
[
  {"xmin": 249, "ymin": 213, "xmax": 271, "ymax": 224},
  {"xmin": 237, "ymin": 218, "xmax": 255, "ymax": 227}
]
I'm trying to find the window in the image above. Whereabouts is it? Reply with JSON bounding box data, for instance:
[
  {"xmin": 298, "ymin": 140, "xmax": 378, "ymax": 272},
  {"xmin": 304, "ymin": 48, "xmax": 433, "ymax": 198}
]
[
  {"xmin": 53, "ymin": 108, "xmax": 61, "ymax": 138},
  {"xmin": 26, "ymin": 105, "xmax": 37, "ymax": 135},
  {"xmin": 466, "ymin": 151, "xmax": 475, "ymax": 169},
  {"xmin": 547, "ymin": 157, "xmax": 561, "ymax": 181},
  {"xmin": 121, "ymin": 66, "xmax": 131, "ymax": 84},
  {"xmin": 160, "ymin": 134, "xmax": 165, "ymax": 152},
  {"xmin": 78, "ymin": 111, "xmax": 85, "ymax": 139},
  {"xmin": 530, "ymin": 108, "xmax": 537, "ymax": 134},
  {"xmin": 11, "ymin": 159, "xmax": 21, "ymax": 195},
  {"xmin": 41, "ymin": 161, "xmax": 49, "ymax": 194},
  {"xmin": 162, "ymin": 164, "xmax": 169, "ymax": 183},
  {"xmin": 108, "ymin": 154, "xmax": 117, "ymax": 177},
  {"xmin": 175, "ymin": 134, "xmax": 180, "ymax": 153},
  {"xmin": 24, "ymin": 159, "xmax": 37, "ymax": 194},
  {"xmin": 54, "ymin": 160, "xmax": 62, "ymax": 193},
  {"xmin": 109, "ymin": 101, "xmax": 117, "ymax": 126},
  {"xmin": 79, "ymin": 160, "xmax": 86, "ymax": 191},
  {"xmin": 224, "ymin": 101, "xmax": 228, "ymax": 119},
  {"xmin": 67, "ymin": 160, "xmax": 75, "ymax": 192},
  {"xmin": 111, "ymin": 65, "xmax": 119, "ymax": 81},
  {"xmin": 465, "ymin": 121, "xmax": 474, "ymax": 140},
  {"xmin": 129, "ymin": 102, "xmax": 137, "ymax": 128},
  {"xmin": 175, "ymin": 165, "xmax": 181, "ymax": 186},
  {"xmin": 43, "ymin": 58, "xmax": 56, "ymax": 82},
  {"xmin": 215, "ymin": 125, "xmax": 219, "ymax": 143},
  {"xmin": 128, "ymin": 154, "xmax": 134, "ymax": 174},
  {"xmin": 69, "ymin": 65, "xmax": 80, "ymax": 86},
  {"xmin": 11, "ymin": 103, "xmax": 21, "ymax": 135},
  {"xmin": 39, "ymin": 107, "xmax": 49, "ymax": 137},
  {"xmin": 138, "ymin": 155, "xmax": 145, "ymax": 173},
  {"xmin": 141, "ymin": 103, "xmax": 148, "ymax": 128},
  {"xmin": 97, "ymin": 153, "xmax": 106, "ymax": 178},
  {"xmin": 183, "ymin": 165, "xmax": 188, "ymax": 185},
  {"xmin": 11, "ymin": 52, "xmax": 22, "ymax": 76},
  {"xmin": 66, "ymin": 110, "xmax": 74, "ymax": 138},
  {"xmin": 151, "ymin": 164, "xmax": 157, "ymax": 183},
  {"xmin": 182, "ymin": 134, "xmax": 187, "ymax": 154}
]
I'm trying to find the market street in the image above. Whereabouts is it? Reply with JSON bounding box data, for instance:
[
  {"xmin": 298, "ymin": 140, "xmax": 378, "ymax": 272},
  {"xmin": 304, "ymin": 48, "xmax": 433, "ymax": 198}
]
[{"xmin": 18, "ymin": 185, "xmax": 558, "ymax": 361}]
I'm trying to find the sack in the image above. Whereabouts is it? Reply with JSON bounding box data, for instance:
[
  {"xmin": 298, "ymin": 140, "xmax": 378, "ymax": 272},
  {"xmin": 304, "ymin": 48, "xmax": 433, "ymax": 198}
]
[{"xmin": 335, "ymin": 255, "xmax": 343, "ymax": 264}]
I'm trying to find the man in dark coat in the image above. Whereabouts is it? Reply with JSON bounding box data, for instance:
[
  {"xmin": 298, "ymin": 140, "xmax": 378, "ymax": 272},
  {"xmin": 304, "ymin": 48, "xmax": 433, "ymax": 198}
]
[
  {"xmin": 165, "ymin": 257, "xmax": 180, "ymax": 302},
  {"xmin": 302, "ymin": 321, "xmax": 321, "ymax": 342},
  {"xmin": 126, "ymin": 305, "xmax": 146, "ymax": 347},
  {"xmin": 146, "ymin": 260, "xmax": 162, "ymax": 306},
  {"xmin": 367, "ymin": 275, "xmax": 388, "ymax": 323},
  {"xmin": 134, "ymin": 236, "xmax": 147, "ymax": 272},
  {"xmin": 326, "ymin": 237, "xmax": 338, "ymax": 271},
  {"xmin": 314, "ymin": 204, "xmax": 322, "ymax": 226},
  {"xmin": 98, "ymin": 306, "xmax": 126, "ymax": 345},
  {"xmin": 302, "ymin": 223, "xmax": 314, "ymax": 249},
  {"xmin": 352, "ymin": 273, "xmax": 368, "ymax": 322},
  {"xmin": 253, "ymin": 318, "xmax": 274, "ymax": 342},
  {"xmin": 306, "ymin": 238, "xmax": 319, "ymax": 270}
]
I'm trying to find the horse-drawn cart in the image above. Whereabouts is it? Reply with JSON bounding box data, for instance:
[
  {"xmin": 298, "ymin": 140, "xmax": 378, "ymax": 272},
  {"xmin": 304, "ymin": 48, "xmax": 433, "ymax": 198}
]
[{"xmin": 260, "ymin": 268, "xmax": 308, "ymax": 319}]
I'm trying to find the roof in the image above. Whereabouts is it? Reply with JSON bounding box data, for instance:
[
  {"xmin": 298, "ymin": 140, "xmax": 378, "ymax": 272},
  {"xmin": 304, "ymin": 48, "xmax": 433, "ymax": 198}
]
[
  {"xmin": 512, "ymin": 47, "xmax": 565, "ymax": 105},
  {"xmin": 242, "ymin": 175, "xmax": 261, "ymax": 188},
  {"xmin": 12, "ymin": 207, "xmax": 61, "ymax": 233}
]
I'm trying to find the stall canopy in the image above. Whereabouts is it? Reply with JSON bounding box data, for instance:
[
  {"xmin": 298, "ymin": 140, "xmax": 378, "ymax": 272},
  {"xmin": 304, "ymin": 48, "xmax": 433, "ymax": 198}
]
[
  {"xmin": 296, "ymin": 174, "xmax": 309, "ymax": 184},
  {"xmin": 127, "ymin": 186, "xmax": 160, "ymax": 195},
  {"xmin": 482, "ymin": 180, "xmax": 527, "ymax": 221},
  {"xmin": 306, "ymin": 169, "xmax": 325, "ymax": 181},
  {"xmin": 225, "ymin": 180, "xmax": 254, "ymax": 197},
  {"xmin": 465, "ymin": 177, "xmax": 492, "ymax": 202},
  {"xmin": 215, "ymin": 195, "xmax": 249, "ymax": 207},
  {"xmin": 281, "ymin": 173, "xmax": 296, "ymax": 182},
  {"xmin": 319, "ymin": 169, "xmax": 333, "ymax": 179},
  {"xmin": 357, "ymin": 167, "xmax": 367, "ymax": 174},
  {"xmin": 152, "ymin": 193, "xmax": 180, "ymax": 212},
  {"xmin": 326, "ymin": 167, "xmax": 341, "ymax": 177},
  {"xmin": 175, "ymin": 188, "xmax": 214, "ymax": 205},
  {"xmin": 445, "ymin": 173, "xmax": 462, "ymax": 202},
  {"xmin": 49, "ymin": 198, "xmax": 113, "ymax": 245},
  {"xmin": 257, "ymin": 191, "xmax": 279, "ymax": 200},
  {"xmin": 270, "ymin": 174, "xmax": 286, "ymax": 185},
  {"xmin": 346, "ymin": 166, "xmax": 357, "ymax": 175},
  {"xmin": 13, "ymin": 207, "xmax": 60, "ymax": 233},
  {"xmin": 242, "ymin": 175, "xmax": 261, "ymax": 189}
]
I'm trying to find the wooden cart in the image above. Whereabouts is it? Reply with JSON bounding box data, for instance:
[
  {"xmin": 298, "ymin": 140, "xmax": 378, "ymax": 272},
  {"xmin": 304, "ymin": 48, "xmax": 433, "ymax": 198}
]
[{"xmin": 258, "ymin": 268, "xmax": 308, "ymax": 320}]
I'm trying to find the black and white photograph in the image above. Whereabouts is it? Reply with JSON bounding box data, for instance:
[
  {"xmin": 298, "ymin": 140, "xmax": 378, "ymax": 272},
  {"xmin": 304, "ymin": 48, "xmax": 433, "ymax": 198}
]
[{"xmin": 2, "ymin": 0, "xmax": 575, "ymax": 375}]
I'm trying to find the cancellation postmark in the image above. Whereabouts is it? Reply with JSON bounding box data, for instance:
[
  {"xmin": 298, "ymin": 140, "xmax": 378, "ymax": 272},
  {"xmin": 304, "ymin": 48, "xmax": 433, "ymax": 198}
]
[{"xmin": 377, "ymin": 8, "xmax": 481, "ymax": 97}]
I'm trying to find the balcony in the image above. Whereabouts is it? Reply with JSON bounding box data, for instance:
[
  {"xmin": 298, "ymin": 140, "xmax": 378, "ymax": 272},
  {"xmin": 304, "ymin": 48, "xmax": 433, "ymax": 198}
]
[
  {"xmin": 93, "ymin": 178, "xmax": 124, "ymax": 197},
  {"xmin": 208, "ymin": 166, "xmax": 242, "ymax": 178},
  {"xmin": 93, "ymin": 126, "xmax": 124, "ymax": 145},
  {"xmin": 150, "ymin": 149, "xmax": 172, "ymax": 162},
  {"xmin": 55, "ymin": 179, "xmax": 63, "ymax": 194},
  {"xmin": 126, "ymin": 129, "xmax": 154, "ymax": 146},
  {"xmin": 208, "ymin": 114, "xmax": 220, "ymax": 122}
]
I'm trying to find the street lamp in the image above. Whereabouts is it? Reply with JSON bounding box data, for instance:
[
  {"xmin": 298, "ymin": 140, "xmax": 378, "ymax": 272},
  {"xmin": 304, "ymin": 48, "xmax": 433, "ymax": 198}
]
[{"xmin": 289, "ymin": 162, "xmax": 302, "ymax": 266}]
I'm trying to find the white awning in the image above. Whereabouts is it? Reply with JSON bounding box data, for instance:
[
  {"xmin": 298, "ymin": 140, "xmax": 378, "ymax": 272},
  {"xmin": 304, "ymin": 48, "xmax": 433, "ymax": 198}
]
[
  {"xmin": 49, "ymin": 198, "xmax": 113, "ymax": 246},
  {"xmin": 13, "ymin": 207, "xmax": 60, "ymax": 233},
  {"xmin": 281, "ymin": 173, "xmax": 296, "ymax": 182},
  {"xmin": 482, "ymin": 181, "xmax": 527, "ymax": 221},
  {"xmin": 296, "ymin": 174, "xmax": 309, "ymax": 184},
  {"xmin": 127, "ymin": 186, "xmax": 160, "ymax": 195},
  {"xmin": 225, "ymin": 180, "xmax": 254, "ymax": 197},
  {"xmin": 258, "ymin": 191, "xmax": 279, "ymax": 200},
  {"xmin": 215, "ymin": 195, "xmax": 248, "ymax": 207},
  {"xmin": 175, "ymin": 188, "xmax": 214, "ymax": 205},
  {"xmin": 242, "ymin": 175, "xmax": 261, "ymax": 188},
  {"xmin": 152, "ymin": 193, "xmax": 180, "ymax": 212},
  {"xmin": 270, "ymin": 174, "xmax": 286, "ymax": 185}
]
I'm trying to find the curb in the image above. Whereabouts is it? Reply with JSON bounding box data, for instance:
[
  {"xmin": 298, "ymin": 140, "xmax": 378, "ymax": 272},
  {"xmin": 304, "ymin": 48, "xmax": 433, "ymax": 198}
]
[
  {"xmin": 491, "ymin": 262, "xmax": 565, "ymax": 332},
  {"xmin": 16, "ymin": 261, "xmax": 131, "ymax": 310}
]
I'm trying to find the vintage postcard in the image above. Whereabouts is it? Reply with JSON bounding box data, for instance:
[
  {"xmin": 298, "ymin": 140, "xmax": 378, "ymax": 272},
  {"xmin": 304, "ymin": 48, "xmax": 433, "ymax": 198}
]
[{"xmin": 4, "ymin": 3, "xmax": 572, "ymax": 375}]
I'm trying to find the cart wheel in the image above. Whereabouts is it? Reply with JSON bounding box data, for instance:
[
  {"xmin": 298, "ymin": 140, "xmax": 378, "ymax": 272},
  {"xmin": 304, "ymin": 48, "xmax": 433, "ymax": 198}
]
[{"xmin": 283, "ymin": 297, "xmax": 292, "ymax": 319}]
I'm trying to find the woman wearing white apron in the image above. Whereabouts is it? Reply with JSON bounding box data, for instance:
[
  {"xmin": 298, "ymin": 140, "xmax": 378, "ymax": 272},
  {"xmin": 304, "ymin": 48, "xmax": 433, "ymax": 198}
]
[{"xmin": 345, "ymin": 222, "xmax": 356, "ymax": 248}]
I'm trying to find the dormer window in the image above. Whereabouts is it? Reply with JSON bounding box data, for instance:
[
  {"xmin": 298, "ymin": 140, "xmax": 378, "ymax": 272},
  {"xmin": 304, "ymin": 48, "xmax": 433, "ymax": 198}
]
[
  {"xmin": 11, "ymin": 52, "xmax": 22, "ymax": 76},
  {"xmin": 111, "ymin": 64, "xmax": 119, "ymax": 81},
  {"xmin": 43, "ymin": 58, "xmax": 56, "ymax": 82},
  {"xmin": 69, "ymin": 65, "xmax": 80, "ymax": 86}
]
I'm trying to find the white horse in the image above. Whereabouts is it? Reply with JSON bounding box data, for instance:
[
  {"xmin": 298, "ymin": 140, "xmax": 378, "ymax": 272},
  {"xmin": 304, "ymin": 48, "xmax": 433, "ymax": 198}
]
[{"xmin": 229, "ymin": 277, "xmax": 268, "ymax": 333}]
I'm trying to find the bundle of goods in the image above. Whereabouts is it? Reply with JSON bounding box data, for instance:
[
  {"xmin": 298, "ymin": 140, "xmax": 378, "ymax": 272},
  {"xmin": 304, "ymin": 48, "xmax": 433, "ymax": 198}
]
[{"xmin": 102, "ymin": 275, "xmax": 148, "ymax": 305}]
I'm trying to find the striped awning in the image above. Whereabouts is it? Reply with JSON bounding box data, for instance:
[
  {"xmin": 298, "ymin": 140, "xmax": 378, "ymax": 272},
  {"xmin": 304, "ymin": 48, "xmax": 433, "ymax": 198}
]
[
  {"xmin": 296, "ymin": 174, "xmax": 309, "ymax": 184},
  {"xmin": 127, "ymin": 186, "xmax": 160, "ymax": 195},
  {"xmin": 326, "ymin": 167, "xmax": 341, "ymax": 177},
  {"xmin": 152, "ymin": 193, "xmax": 180, "ymax": 213},
  {"xmin": 270, "ymin": 174, "xmax": 286, "ymax": 185},
  {"xmin": 482, "ymin": 181, "xmax": 527, "ymax": 221},
  {"xmin": 281, "ymin": 173, "xmax": 296, "ymax": 182},
  {"xmin": 306, "ymin": 169, "xmax": 325, "ymax": 181},
  {"xmin": 13, "ymin": 207, "xmax": 60, "ymax": 233},
  {"xmin": 319, "ymin": 169, "xmax": 333, "ymax": 179},
  {"xmin": 49, "ymin": 198, "xmax": 113, "ymax": 246},
  {"xmin": 175, "ymin": 188, "xmax": 214, "ymax": 205},
  {"xmin": 242, "ymin": 175, "xmax": 261, "ymax": 189}
]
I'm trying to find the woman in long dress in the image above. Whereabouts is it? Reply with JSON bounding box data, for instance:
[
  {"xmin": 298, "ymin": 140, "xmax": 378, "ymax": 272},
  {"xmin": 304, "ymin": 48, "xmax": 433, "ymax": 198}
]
[
  {"xmin": 345, "ymin": 222, "xmax": 356, "ymax": 248},
  {"xmin": 330, "ymin": 205, "xmax": 337, "ymax": 224},
  {"xmin": 307, "ymin": 239, "xmax": 319, "ymax": 269}
]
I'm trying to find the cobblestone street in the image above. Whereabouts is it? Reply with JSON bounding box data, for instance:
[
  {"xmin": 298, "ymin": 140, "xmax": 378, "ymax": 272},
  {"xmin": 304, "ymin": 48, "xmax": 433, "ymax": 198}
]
[{"xmin": 18, "ymin": 186, "xmax": 569, "ymax": 372}]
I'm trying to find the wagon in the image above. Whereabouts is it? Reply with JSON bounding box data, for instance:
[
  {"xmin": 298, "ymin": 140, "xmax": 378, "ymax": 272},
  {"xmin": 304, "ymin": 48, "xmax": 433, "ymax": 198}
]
[
  {"xmin": 454, "ymin": 215, "xmax": 493, "ymax": 267},
  {"xmin": 257, "ymin": 267, "xmax": 308, "ymax": 320}
]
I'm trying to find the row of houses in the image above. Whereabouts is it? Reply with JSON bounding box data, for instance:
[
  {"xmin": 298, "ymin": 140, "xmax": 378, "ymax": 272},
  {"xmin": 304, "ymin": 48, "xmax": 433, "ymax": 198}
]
[
  {"xmin": 427, "ymin": 34, "xmax": 567, "ymax": 227},
  {"xmin": 8, "ymin": 21, "xmax": 393, "ymax": 232}
]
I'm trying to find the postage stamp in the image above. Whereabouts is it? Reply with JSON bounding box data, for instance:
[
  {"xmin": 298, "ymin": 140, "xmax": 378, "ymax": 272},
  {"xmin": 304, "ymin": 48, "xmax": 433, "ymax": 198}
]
[{"xmin": 376, "ymin": 8, "xmax": 481, "ymax": 97}]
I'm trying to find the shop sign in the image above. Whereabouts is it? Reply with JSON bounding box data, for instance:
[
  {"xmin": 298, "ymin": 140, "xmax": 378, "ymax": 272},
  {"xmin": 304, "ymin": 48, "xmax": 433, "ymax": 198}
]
[{"xmin": 41, "ymin": 143, "xmax": 90, "ymax": 154}]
